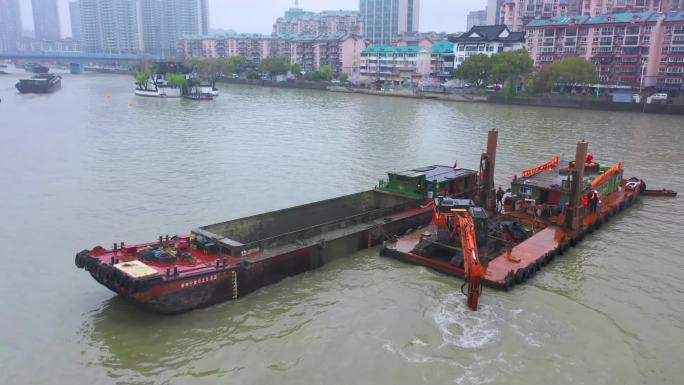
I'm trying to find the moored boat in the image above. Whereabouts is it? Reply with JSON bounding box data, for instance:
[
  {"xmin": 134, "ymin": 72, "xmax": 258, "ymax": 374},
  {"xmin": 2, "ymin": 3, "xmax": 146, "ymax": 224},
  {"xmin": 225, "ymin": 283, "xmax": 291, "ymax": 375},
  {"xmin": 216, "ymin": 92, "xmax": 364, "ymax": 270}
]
[{"xmin": 15, "ymin": 74, "xmax": 61, "ymax": 94}]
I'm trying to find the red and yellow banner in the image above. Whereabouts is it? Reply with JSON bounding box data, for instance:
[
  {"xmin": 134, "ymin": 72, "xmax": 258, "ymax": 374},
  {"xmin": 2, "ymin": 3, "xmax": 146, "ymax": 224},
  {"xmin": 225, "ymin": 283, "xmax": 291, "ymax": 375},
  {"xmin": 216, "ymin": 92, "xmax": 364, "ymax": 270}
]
[
  {"xmin": 591, "ymin": 162, "xmax": 623, "ymax": 188},
  {"xmin": 521, "ymin": 156, "xmax": 560, "ymax": 178}
]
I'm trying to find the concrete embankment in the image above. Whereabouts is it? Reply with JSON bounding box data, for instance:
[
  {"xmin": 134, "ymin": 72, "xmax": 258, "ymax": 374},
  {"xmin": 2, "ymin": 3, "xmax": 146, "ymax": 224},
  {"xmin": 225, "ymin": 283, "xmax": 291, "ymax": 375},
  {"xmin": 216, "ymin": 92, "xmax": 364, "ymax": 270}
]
[
  {"xmin": 219, "ymin": 78, "xmax": 684, "ymax": 115},
  {"xmin": 487, "ymin": 94, "xmax": 684, "ymax": 115}
]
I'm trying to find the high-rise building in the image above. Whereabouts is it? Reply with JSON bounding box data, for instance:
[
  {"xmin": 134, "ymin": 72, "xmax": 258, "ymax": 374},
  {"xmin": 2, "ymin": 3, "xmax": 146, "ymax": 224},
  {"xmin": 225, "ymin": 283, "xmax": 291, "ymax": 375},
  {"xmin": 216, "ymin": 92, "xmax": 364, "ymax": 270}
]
[
  {"xmin": 69, "ymin": 1, "xmax": 82, "ymax": 41},
  {"xmin": 467, "ymin": 10, "xmax": 487, "ymax": 31},
  {"xmin": 359, "ymin": 0, "xmax": 420, "ymax": 45},
  {"xmin": 79, "ymin": 0, "xmax": 140, "ymax": 53},
  {"xmin": 32, "ymin": 0, "xmax": 61, "ymax": 40},
  {"xmin": 273, "ymin": 8, "xmax": 363, "ymax": 35},
  {"xmin": 140, "ymin": 0, "xmax": 209, "ymax": 56},
  {"xmin": 0, "ymin": 0, "xmax": 23, "ymax": 50},
  {"xmin": 486, "ymin": 0, "xmax": 501, "ymax": 25}
]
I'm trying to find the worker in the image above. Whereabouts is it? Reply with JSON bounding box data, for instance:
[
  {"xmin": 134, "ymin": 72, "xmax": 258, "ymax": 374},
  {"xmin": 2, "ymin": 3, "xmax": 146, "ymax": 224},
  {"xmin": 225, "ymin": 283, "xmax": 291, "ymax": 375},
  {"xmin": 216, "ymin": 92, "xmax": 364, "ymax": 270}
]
[
  {"xmin": 591, "ymin": 190, "xmax": 600, "ymax": 213},
  {"xmin": 581, "ymin": 194, "xmax": 589, "ymax": 214},
  {"xmin": 496, "ymin": 186, "xmax": 505, "ymax": 213},
  {"xmin": 639, "ymin": 179, "xmax": 647, "ymax": 193}
]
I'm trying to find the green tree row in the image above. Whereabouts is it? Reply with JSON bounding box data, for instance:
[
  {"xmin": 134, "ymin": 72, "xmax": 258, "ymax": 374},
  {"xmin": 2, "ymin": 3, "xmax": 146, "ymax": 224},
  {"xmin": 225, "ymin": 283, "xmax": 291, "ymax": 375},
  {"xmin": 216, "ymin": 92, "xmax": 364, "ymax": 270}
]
[{"xmin": 455, "ymin": 50, "xmax": 598, "ymax": 94}]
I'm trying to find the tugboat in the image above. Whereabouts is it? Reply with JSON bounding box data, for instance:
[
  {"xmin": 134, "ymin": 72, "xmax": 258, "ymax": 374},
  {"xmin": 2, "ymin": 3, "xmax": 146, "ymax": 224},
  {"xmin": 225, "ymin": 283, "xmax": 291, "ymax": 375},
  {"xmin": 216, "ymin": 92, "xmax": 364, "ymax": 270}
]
[{"xmin": 15, "ymin": 73, "xmax": 62, "ymax": 94}]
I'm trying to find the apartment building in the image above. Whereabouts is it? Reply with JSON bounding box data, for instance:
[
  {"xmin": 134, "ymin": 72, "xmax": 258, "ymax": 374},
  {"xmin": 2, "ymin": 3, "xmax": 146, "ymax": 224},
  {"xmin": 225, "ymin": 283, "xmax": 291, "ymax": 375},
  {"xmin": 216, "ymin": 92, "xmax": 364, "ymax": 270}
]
[
  {"xmin": 501, "ymin": 0, "xmax": 575, "ymax": 31},
  {"xmin": 273, "ymin": 8, "xmax": 363, "ymax": 35},
  {"xmin": 0, "ymin": 0, "xmax": 22, "ymax": 50},
  {"xmin": 467, "ymin": 10, "xmax": 488, "ymax": 31},
  {"xmin": 526, "ymin": 11, "xmax": 684, "ymax": 89},
  {"xmin": 501, "ymin": 0, "xmax": 684, "ymax": 32},
  {"xmin": 359, "ymin": 41, "xmax": 455, "ymax": 83},
  {"xmin": 177, "ymin": 33, "xmax": 369, "ymax": 75},
  {"xmin": 79, "ymin": 0, "xmax": 140, "ymax": 53},
  {"xmin": 32, "ymin": 0, "xmax": 61, "ymax": 40}
]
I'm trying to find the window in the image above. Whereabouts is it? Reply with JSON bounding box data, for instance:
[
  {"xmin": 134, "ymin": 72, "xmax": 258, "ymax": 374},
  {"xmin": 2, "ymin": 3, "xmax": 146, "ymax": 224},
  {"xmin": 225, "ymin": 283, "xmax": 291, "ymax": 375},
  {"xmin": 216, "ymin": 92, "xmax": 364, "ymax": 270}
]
[
  {"xmin": 601, "ymin": 27, "xmax": 614, "ymax": 35},
  {"xmin": 627, "ymin": 26, "xmax": 640, "ymax": 35},
  {"xmin": 520, "ymin": 186, "xmax": 532, "ymax": 196}
]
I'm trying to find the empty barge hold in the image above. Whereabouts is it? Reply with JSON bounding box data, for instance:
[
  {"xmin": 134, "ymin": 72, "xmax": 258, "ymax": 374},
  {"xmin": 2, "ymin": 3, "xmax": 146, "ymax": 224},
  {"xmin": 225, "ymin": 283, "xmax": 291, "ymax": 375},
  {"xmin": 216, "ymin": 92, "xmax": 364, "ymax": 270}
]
[{"xmin": 75, "ymin": 190, "xmax": 438, "ymax": 313}]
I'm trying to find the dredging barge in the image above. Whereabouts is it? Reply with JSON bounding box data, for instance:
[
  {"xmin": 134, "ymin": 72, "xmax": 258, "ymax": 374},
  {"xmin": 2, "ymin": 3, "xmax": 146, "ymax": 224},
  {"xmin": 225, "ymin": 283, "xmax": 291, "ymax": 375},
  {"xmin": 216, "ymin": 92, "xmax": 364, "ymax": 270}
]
[{"xmin": 381, "ymin": 134, "xmax": 672, "ymax": 294}]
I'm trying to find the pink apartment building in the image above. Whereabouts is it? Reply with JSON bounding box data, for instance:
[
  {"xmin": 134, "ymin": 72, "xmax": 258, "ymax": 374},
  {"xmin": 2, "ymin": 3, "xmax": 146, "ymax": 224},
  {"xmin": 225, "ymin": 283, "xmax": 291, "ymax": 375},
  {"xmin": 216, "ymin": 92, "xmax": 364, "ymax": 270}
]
[
  {"xmin": 501, "ymin": 0, "xmax": 684, "ymax": 31},
  {"xmin": 526, "ymin": 11, "xmax": 684, "ymax": 90},
  {"xmin": 177, "ymin": 33, "xmax": 369, "ymax": 75}
]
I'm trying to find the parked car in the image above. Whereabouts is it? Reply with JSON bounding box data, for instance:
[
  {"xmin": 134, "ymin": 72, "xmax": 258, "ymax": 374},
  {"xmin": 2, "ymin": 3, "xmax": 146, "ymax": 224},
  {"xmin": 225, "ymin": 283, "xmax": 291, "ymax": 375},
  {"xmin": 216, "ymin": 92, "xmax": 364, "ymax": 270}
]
[
  {"xmin": 486, "ymin": 84, "xmax": 502, "ymax": 92},
  {"xmin": 647, "ymin": 93, "xmax": 668, "ymax": 104}
]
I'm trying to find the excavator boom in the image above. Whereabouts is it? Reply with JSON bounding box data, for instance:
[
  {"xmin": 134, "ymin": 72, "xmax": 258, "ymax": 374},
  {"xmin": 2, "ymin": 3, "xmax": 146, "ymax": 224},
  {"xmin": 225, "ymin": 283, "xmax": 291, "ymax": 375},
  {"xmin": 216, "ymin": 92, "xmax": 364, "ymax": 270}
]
[{"xmin": 455, "ymin": 212, "xmax": 485, "ymax": 311}]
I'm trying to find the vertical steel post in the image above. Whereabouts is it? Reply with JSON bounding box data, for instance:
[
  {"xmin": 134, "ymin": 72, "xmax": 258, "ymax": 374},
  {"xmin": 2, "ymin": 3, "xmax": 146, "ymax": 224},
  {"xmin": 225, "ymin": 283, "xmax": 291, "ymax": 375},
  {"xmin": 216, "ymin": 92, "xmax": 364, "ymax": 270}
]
[
  {"xmin": 566, "ymin": 140, "xmax": 588, "ymax": 231},
  {"xmin": 481, "ymin": 129, "xmax": 498, "ymax": 211}
]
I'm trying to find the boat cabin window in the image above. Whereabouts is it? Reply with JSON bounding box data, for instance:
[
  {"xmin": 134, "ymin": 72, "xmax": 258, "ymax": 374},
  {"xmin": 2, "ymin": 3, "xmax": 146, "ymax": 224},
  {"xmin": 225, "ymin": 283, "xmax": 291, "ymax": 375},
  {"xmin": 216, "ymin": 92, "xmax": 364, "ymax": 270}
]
[{"xmin": 520, "ymin": 186, "xmax": 533, "ymax": 196}]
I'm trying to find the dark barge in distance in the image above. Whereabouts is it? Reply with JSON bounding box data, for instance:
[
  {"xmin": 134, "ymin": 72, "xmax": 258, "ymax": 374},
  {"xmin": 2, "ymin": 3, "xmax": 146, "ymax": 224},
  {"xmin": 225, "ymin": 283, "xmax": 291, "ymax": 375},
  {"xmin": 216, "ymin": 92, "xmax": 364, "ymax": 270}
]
[
  {"xmin": 75, "ymin": 165, "xmax": 479, "ymax": 313},
  {"xmin": 15, "ymin": 73, "xmax": 61, "ymax": 94}
]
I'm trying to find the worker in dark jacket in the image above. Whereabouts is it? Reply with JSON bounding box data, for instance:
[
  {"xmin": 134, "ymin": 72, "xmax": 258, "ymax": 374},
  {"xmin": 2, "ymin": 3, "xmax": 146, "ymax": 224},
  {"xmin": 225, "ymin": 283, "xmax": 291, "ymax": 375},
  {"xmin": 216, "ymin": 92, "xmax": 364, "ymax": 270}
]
[{"xmin": 496, "ymin": 186, "xmax": 505, "ymax": 213}]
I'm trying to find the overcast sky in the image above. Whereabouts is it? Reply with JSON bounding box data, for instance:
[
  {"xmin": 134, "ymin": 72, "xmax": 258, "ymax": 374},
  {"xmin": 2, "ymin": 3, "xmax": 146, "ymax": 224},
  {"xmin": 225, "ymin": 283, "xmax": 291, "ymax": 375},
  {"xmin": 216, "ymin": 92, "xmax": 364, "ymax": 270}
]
[{"xmin": 19, "ymin": 0, "xmax": 487, "ymax": 37}]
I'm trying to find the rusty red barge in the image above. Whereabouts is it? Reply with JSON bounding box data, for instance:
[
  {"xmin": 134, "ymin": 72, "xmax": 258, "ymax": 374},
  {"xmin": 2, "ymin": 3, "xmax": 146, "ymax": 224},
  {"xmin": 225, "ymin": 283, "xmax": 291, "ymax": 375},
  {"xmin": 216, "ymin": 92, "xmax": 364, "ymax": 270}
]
[{"xmin": 75, "ymin": 164, "xmax": 480, "ymax": 313}]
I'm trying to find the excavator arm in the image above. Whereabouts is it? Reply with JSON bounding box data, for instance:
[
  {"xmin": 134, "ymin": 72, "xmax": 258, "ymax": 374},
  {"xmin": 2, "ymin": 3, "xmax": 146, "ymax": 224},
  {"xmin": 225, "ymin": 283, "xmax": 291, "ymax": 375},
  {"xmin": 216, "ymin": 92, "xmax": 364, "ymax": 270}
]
[{"xmin": 454, "ymin": 210, "xmax": 485, "ymax": 311}]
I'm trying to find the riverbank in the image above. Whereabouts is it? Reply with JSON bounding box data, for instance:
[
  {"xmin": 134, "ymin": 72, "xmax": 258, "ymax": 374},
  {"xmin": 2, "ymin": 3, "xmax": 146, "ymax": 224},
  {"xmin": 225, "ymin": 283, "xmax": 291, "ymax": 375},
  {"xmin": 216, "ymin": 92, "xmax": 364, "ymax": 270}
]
[{"xmin": 219, "ymin": 78, "xmax": 684, "ymax": 115}]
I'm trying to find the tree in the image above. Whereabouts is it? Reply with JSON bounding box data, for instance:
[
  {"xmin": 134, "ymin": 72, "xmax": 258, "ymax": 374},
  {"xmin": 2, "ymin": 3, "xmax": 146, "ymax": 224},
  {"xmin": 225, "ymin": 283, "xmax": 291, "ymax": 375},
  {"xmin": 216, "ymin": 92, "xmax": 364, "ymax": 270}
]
[
  {"xmin": 220, "ymin": 56, "xmax": 246, "ymax": 77},
  {"xmin": 490, "ymin": 49, "xmax": 534, "ymax": 88},
  {"xmin": 319, "ymin": 65, "xmax": 333, "ymax": 81},
  {"xmin": 535, "ymin": 57, "xmax": 598, "ymax": 93},
  {"xmin": 290, "ymin": 63, "xmax": 302, "ymax": 78},
  {"xmin": 246, "ymin": 69, "xmax": 259, "ymax": 80},
  {"xmin": 130, "ymin": 60, "xmax": 155, "ymax": 90},
  {"xmin": 454, "ymin": 54, "xmax": 491, "ymax": 87},
  {"xmin": 304, "ymin": 71, "xmax": 323, "ymax": 81},
  {"xmin": 187, "ymin": 57, "xmax": 223, "ymax": 87},
  {"xmin": 166, "ymin": 73, "xmax": 187, "ymax": 93},
  {"xmin": 258, "ymin": 57, "xmax": 291, "ymax": 77},
  {"xmin": 339, "ymin": 73, "xmax": 349, "ymax": 83}
]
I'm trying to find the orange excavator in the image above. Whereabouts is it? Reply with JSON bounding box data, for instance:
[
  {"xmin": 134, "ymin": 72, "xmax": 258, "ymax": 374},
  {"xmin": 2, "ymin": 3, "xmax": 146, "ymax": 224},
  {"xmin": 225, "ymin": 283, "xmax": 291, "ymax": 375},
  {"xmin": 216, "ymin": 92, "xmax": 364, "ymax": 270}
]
[
  {"xmin": 432, "ymin": 201, "xmax": 485, "ymax": 311},
  {"xmin": 453, "ymin": 210, "xmax": 485, "ymax": 311}
]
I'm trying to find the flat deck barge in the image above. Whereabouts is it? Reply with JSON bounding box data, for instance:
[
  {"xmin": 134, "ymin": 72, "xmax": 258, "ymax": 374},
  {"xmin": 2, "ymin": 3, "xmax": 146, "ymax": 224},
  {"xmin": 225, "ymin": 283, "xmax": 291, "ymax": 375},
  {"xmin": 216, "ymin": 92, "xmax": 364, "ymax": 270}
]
[{"xmin": 383, "ymin": 186, "xmax": 641, "ymax": 290}]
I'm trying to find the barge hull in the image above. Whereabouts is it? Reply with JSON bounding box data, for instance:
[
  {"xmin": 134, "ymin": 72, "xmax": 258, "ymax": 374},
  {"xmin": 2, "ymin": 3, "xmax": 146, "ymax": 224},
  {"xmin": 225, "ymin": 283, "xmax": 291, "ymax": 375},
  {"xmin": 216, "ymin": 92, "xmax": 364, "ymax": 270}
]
[{"xmin": 77, "ymin": 190, "xmax": 432, "ymax": 313}]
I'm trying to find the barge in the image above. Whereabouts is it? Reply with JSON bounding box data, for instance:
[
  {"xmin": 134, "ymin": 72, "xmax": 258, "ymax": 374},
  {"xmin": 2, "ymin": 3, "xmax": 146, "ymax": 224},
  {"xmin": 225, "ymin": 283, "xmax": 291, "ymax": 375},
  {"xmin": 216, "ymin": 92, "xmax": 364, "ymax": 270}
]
[
  {"xmin": 75, "ymin": 166, "xmax": 478, "ymax": 313},
  {"xmin": 15, "ymin": 74, "xmax": 61, "ymax": 94},
  {"xmin": 381, "ymin": 137, "xmax": 662, "ymax": 292}
]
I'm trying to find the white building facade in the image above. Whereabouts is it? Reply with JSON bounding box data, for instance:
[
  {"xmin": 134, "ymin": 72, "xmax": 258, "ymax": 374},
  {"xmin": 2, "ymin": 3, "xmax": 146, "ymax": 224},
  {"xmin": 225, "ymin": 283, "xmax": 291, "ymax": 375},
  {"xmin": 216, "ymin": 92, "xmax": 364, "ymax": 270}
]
[{"xmin": 451, "ymin": 25, "xmax": 526, "ymax": 68}]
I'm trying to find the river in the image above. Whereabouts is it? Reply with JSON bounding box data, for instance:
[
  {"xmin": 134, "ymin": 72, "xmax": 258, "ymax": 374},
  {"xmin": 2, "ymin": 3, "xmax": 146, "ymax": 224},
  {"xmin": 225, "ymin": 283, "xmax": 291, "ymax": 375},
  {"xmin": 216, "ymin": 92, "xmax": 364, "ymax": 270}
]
[{"xmin": 1, "ymin": 67, "xmax": 683, "ymax": 385}]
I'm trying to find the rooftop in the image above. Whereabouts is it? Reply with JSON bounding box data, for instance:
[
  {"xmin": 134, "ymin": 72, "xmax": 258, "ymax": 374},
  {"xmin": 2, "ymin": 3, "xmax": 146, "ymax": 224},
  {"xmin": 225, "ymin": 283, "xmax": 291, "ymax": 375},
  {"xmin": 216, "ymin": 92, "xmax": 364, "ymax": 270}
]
[
  {"xmin": 391, "ymin": 165, "xmax": 477, "ymax": 184},
  {"xmin": 449, "ymin": 25, "xmax": 525, "ymax": 43},
  {"xmin": 363, "ymin": 42, "xmax": 454, "ymax": 54}
]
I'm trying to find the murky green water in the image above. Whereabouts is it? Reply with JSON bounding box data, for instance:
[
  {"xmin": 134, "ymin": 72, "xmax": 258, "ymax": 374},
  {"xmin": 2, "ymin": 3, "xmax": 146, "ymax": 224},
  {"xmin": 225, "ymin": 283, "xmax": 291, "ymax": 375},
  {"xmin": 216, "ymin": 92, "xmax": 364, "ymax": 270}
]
[{"xmin": 1, "ymin": 68, "xmax": 683, "ymax": 384}]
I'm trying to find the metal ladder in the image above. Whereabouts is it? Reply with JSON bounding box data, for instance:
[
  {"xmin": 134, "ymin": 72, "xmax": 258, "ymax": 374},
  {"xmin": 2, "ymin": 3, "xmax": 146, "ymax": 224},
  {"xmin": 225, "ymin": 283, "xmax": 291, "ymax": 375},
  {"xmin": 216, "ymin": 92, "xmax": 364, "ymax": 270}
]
[{"xmin": 231, "ymin": 270, "xmax": 238, "ymax": 300}]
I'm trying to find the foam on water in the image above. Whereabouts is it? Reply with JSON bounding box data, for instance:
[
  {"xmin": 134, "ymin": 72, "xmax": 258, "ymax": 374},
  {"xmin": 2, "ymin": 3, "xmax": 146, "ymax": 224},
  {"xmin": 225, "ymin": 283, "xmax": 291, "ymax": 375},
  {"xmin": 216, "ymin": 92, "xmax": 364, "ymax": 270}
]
[{"xmin": 432, "ymin": 293, "xmax": 500, "ymax": 349}]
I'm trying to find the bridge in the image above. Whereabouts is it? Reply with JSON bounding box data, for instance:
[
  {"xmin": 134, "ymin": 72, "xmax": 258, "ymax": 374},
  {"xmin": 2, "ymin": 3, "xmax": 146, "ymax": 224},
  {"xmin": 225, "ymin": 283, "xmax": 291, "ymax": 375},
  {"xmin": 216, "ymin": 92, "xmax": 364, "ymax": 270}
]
[{"xmin": 0, "ymin": 51, "xmax": 163, "ymax": 62}]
